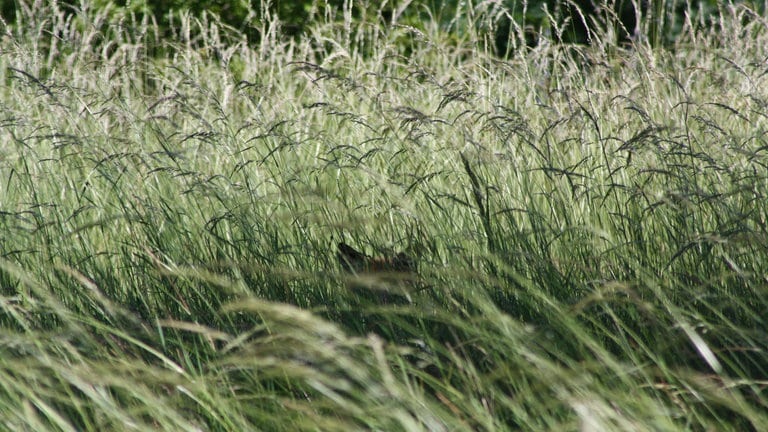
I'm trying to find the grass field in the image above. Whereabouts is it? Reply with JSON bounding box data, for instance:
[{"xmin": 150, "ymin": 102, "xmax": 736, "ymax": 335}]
[{"xmin": 1, "ymin": 1, "xmax": 767, "ymax": 430}]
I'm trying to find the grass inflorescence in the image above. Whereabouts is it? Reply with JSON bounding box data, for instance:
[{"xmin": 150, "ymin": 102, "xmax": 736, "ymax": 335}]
[{"xmin": 0, "ymin": 1, "xmax": 767, "ymax": 430}]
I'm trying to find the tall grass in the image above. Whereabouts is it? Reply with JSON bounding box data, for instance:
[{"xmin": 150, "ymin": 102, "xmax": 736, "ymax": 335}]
[{"xmin": 1, "ymin": 0, "xmax": 767, "ymax": 430}]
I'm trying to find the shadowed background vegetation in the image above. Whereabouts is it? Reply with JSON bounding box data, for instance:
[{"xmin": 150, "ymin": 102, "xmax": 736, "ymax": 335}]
[
  {"xmin": 1, "ymin": 0, "xmax": 767, "ymax": 430},
  {"xmin": 4, "ymin": 1, "xmax": 765, "ymax": 50}
]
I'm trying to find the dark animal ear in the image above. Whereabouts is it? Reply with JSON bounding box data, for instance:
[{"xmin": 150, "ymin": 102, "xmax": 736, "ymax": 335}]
[
  {"xmin": 337, "ymin": 242, "xmax": 366, "ymax": 272},
  {"xmin": 337, "ymin": 242, "xmax": 366, "ymax": 260},
  {"xmin": 392, "ymin": 252, "xmax": 415, "ymax": 272}
]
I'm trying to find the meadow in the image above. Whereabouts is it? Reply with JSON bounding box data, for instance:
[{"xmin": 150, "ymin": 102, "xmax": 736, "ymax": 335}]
[{"xmin": 0, "ymin": 1, "xmax": 767, "ymax": 430}]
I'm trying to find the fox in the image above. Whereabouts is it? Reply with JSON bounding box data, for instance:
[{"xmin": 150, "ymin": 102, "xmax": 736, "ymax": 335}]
[
  {"xmin": 336, "ymin": 242, "xmax": 415, "ymax": 274},
  {"xmin": 336, "ymin": 242, "xmax": 416, "ymax": 305}
]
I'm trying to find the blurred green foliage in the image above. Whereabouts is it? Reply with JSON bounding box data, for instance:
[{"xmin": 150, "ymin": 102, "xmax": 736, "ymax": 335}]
[{"xmin": 1, "ymin": 0, "xmax": 766, "ymax": 55}]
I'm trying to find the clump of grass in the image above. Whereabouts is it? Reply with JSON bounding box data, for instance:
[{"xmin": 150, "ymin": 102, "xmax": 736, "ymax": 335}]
[{"xmin": 0, "ymin": 0, "xmax": 767, "ymax": 430}]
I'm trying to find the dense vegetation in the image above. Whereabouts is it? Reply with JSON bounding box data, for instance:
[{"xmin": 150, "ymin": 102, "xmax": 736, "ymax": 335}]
[
  {"xmin": 4, "ymin": 1, "xmax": 762, "ymax": 52},
  {"xmin": 1, "ymin": 0, "xmax": 767, "ymax": 430}
]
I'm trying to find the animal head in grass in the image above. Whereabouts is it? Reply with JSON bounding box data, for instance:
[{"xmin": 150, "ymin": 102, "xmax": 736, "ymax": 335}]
[
  {"xmin": 337, "ymin": 242, "xmax": 417, "ymax": 305},
  {"xmin": 337, "ymin": 242, "xmax": 415, "ymax": 274}
]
